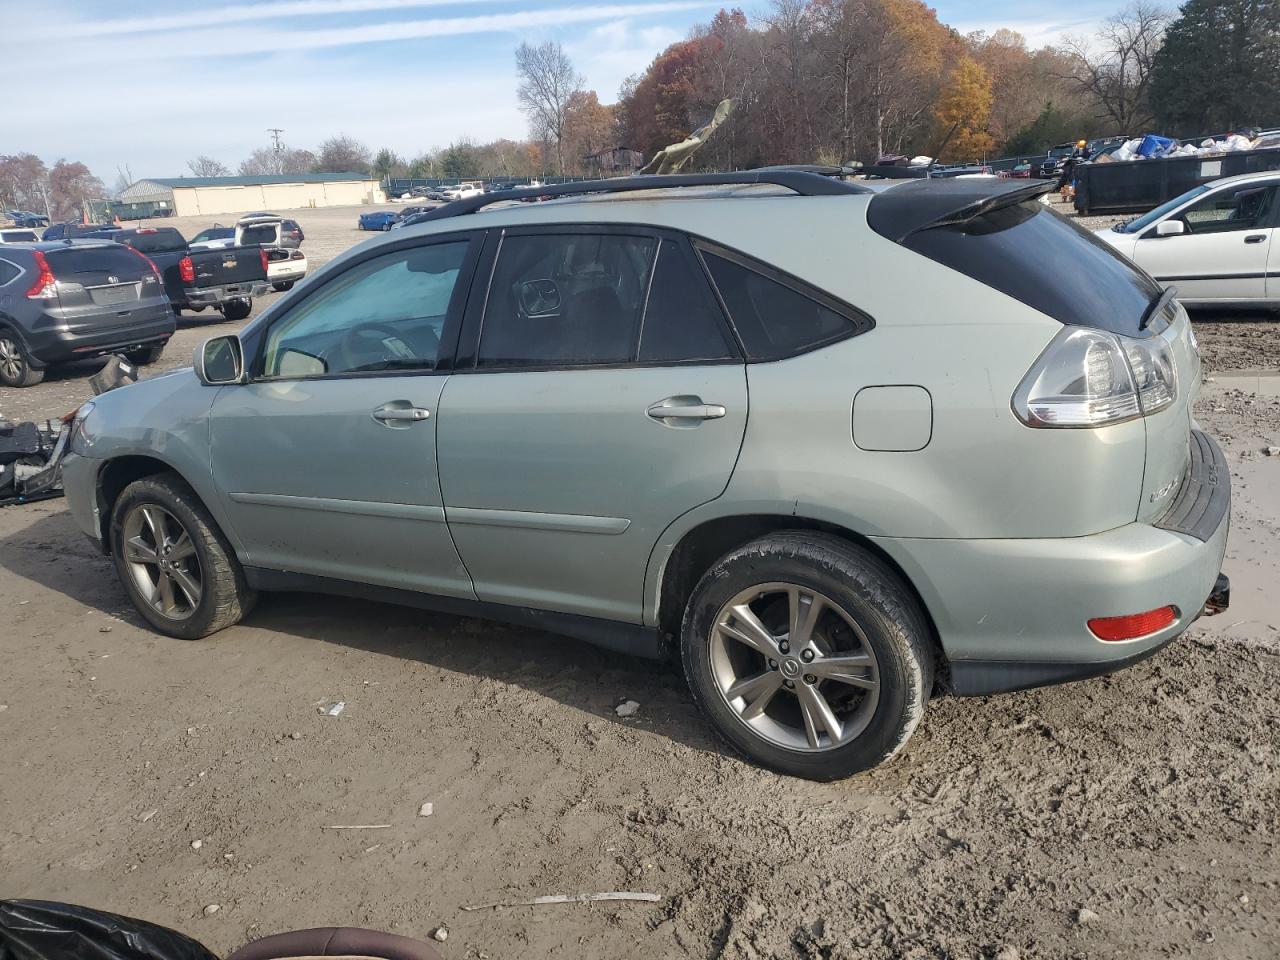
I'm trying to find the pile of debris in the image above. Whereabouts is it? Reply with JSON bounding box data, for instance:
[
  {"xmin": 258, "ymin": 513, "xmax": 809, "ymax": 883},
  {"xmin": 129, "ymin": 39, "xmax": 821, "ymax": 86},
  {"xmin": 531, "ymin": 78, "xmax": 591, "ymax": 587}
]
[{"xmin": 1098, "ymin": 129, "xmax": 1280, "ymax": 163}]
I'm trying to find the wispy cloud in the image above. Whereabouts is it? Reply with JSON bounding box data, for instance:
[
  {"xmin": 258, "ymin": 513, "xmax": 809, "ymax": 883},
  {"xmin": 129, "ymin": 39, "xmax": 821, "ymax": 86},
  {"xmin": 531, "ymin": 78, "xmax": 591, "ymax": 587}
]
[
  {"xmin": 32, "ymin": 0, "xmax": 503, "ymax": 38},
  {"xmin": 20, "ymin": 2, "xmax": 712, "ymax": 59}
]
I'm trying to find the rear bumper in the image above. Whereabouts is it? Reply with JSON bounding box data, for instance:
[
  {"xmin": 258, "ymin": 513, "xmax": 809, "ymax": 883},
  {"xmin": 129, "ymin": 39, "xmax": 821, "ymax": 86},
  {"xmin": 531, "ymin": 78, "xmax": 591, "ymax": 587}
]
[
  {"xmin": 873, "ymin": 435, "xmax": 1231, "ymax": 696},
  {"xmin": 185, "ymin": 282, "xmax": 270, "ymax": 306},
  {"xmin": 26, "ymin": 307, "xmax": 175, "ymax": 366}
]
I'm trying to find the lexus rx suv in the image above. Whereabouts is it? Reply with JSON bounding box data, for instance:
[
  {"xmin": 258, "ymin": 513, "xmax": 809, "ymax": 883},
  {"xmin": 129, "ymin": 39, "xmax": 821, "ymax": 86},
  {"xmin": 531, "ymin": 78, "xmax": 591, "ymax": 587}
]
[{"xmin": 59, "ymin": 171, "xmax": 1229, "ymax": 780}]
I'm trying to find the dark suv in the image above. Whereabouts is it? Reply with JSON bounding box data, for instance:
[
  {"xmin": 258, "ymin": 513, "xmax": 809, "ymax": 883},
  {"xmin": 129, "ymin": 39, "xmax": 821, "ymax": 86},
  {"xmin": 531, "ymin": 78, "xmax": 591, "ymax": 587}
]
[{"xmin": 0, "ymin": 241, "xmax": 175, "ymax": 387}]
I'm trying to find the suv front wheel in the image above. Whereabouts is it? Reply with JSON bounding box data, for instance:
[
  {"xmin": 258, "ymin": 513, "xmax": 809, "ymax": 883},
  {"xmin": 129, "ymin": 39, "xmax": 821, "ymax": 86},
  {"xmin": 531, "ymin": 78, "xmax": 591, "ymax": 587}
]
[
  {"xmin": 681, "ymin": 532, "xmax": 933, "ymax": 780},
  {"xmin": 110, "ymin": 473, "xmax": 256, "ymax": 640}
]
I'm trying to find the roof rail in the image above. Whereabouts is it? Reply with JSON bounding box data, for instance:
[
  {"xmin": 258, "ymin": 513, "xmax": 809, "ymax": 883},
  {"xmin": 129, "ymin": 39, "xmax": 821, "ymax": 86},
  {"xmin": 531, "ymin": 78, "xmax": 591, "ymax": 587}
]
[{"xmin": 402, "ymin": 170, "xmax": 871, "ymax": 226}]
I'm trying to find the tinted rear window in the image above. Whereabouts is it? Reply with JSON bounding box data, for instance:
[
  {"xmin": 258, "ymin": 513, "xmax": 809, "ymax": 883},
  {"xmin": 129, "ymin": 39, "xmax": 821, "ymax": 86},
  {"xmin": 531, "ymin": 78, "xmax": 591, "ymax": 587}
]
[
  {"xmin": 119, "ymin": 229, "xmax": 187, "ymax": 253},
  {"xmin": 901, "ymin": 202, "xmax": 1161, "ymax": 336},
  {"xmin": 240, "ymin": 225, "xmax": 277, "ymax": 245},
  {"xmin": 195, "ymin": 227, "xmax": 234, "ymax": 241},
  {"xmin": 47, "ymin": 246, "xmax": 148, "ymax": 277}
]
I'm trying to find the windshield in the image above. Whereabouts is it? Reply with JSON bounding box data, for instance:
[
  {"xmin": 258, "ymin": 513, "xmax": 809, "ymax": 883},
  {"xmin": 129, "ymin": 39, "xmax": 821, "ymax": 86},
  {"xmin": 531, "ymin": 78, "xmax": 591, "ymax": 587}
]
[{"xmin": 1120, "ymin": 184, "xmax": 1212, "ymax": 233}]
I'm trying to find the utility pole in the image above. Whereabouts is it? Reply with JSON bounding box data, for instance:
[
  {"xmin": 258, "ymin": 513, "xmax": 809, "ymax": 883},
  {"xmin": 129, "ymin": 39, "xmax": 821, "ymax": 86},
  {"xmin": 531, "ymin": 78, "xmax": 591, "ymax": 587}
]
[{"xmin": 267, "ymin": 128, "xmax": 285, "ymax": 174}]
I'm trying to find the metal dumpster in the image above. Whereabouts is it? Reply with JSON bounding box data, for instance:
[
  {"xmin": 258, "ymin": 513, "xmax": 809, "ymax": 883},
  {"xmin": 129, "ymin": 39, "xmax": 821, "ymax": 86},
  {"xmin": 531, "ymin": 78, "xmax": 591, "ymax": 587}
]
[{"xmin": 1074, "ymin": 148, "xmax": 1280, "ymax": 214}]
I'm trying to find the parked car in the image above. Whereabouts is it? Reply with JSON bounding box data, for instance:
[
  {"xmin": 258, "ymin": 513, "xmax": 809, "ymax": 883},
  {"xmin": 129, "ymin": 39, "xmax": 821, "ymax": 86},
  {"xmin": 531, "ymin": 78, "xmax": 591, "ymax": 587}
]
[
  {"xmin": 999, "ymin": 162, "xmax": 1032, "ymax": 179},
  {"xmin": 358, "ymin": 211, "xmax": 397, "ymax": 231},
  {"xmin": 442, "ymin": 182, "xmax": 483, "ymax": 200},
  {"xmin": 0, "ymin": 239, "xmax": 174, "ymax": 386},
  {"xmin": 0, "ymin": 227, "xmax": 41, "ymax": 244},
  {"xmin": 389, "ymin": 205, "xmax": 431, "ymax": 229},
  {"xmin": 42, "ymin": 221, "xmax": 121, "ymax": 241},
  {"xmin": 5, "ymin": 210, "xmax": 48, "ymax": 227},
  {"xmin": 114, "ymin": 226, "xmax": 270, "ymax": 321},
  {"xmin": 1096, "ymin": 171, "xmax": 1280, "ymax": 308},
  {"xmin": 265, "ymin": 247, "xmax": 307, "ymax": 291},
  {"xmin": 424, "ymin": 188, "xmax": 450, "ymax": 201},
  {"xmin": 60, "ymin": 172, "xmax": 1229, "ymax": 780},
  {"xmin": 189, "ymin": 225, "xmax": 235, "ymax": 249},
  {"xmin": 237, "ymin": 214, "xmax": 304, "ymax": 248}
]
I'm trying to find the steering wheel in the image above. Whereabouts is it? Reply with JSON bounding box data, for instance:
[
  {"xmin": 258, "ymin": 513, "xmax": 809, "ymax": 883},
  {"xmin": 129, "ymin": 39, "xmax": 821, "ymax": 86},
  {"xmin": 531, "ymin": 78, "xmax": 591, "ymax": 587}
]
[{"xmin": 334, "ymin": 322, "xmax": 414, "ymax": 372}]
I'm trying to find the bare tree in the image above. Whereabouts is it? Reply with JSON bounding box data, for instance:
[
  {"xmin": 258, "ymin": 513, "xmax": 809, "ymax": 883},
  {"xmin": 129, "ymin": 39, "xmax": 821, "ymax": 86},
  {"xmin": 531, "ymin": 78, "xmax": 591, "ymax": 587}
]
[
  {"xmin": 187, "ymin": 155, "xmax": 231, "ymax": 177},
  {"xmin": 314, "ymin": 134, "xmax": 371, "ymax": 173},
  {"xmin": 515, "ymin": 41, "xmax": 584, "ymax": 175},
  {"xmin": 1060, "ymin": 1, "xmax": 1169, "ymax": 132}
]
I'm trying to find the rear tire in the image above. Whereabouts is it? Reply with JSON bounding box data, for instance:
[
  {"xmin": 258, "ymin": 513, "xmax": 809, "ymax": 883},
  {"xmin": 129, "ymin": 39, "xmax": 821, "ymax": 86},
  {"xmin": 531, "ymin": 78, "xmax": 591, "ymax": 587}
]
[
  {"xmin": 110, "ymin": 473, "xmax": 256, "ymax": 640},
  {"xmin": 126, "ymin": 344, "xmax": 165, "ymax": 365},
  {"xmin": 221, "ymin": 298, "xmax": 252, "ymax": 322},
  {"xmin": 272, "ymin": 280, "xmax": 294, "ymax": 292},
  {"xmin": 681, "ymin": 532, "xmax": 934, "ymax": 780},
  {"xmin": 0, "ymin": 333, "xmax": 44, "ymax": 387}
]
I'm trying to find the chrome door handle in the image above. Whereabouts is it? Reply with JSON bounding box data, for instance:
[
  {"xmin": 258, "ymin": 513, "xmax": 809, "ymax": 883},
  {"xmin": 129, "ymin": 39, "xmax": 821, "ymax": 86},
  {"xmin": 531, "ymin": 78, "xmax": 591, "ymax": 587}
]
[
  {"xmin": 372, "ymin": 404, "xmax": 430, "ymax": 422},
  {"xmin": 647, "ymin": 397, "xmax": 727, "ymax": 422},
  {"xmin": 1244, "ymin": 234, "xmax": 1267, "ymax": 244}
]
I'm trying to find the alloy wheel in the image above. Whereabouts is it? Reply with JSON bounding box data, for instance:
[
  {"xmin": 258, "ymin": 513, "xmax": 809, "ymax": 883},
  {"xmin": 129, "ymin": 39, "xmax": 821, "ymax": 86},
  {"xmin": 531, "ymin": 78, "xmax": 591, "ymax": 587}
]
[
  {"xmin": 0, "ymin": 337, "xmax": 23, "ymax": 383},
  {"xmin": 121, "ymin": 504, "xmax": 203, "ymax": 620},
  {"xmin": 709, "ymin": 582, "xmax": 880, "ymax": 752}
]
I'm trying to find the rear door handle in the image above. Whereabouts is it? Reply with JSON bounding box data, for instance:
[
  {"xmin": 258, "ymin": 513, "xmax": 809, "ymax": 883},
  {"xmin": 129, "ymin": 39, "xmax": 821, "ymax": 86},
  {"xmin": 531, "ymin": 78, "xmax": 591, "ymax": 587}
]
[
  {"xmin": 1244, "ymin": 234, "xmax": 1267, "ymax": 244},
  {"xmin": 372, "ymin": 403, "xmax": 430, "ymax": 423},
  {"xmin": 647, "ymin": 397, "xmax": 727, "ymax": 422}
]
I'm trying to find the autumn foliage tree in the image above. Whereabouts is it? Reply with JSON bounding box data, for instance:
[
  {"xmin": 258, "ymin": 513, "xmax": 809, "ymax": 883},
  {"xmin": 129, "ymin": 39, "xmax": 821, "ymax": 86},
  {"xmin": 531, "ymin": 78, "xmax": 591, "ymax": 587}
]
[{"xmin": 934, "ymin": 57, "xmax": 996, "ymax": 160}]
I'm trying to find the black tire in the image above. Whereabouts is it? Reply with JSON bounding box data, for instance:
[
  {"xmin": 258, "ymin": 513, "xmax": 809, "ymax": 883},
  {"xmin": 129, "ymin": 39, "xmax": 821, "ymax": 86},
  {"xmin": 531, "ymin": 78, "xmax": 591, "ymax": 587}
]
[
  {"xmin": 272, "ymin": 280, "xmax": 294, "ymax": 292},
  {"xmin": 0, "ymin": 331, "xmax": 44, "ymax": 387},
  {"xmin": 110, "ymin": 473, "xmax": 256, "ymax": 640},
  {"xmin": 681, "ymin": 532, "xmax": 934, "ymax": 781},
  {"xmin": 126, "ymin": 343, "xmax": 165, "ymax": 365},
  {"xmin": 221, "ymin": 298, "xmax": 252, "ymax": 322},
  {"xmin": 171, "ymin": 303, "xmax": 183, "ymax": 316},
  {"xmin": 191, "ymin": 305, "xmax": 207, "ymax": 313}
]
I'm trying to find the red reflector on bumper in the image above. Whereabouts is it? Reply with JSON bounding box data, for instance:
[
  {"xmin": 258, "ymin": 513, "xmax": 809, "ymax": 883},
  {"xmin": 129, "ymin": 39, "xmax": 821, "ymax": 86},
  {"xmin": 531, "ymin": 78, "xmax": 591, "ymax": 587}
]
[{"xmin": 1088, "ymin": 606, "xmax": 1178, "ymax": 641}]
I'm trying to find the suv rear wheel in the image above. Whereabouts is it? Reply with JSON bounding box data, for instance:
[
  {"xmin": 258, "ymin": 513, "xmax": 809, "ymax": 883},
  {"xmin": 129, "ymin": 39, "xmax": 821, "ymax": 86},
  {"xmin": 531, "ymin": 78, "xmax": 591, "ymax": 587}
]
[
  {"xmin": 0, "ymin": 333, "xmax": 44, "ymax": 387},
  {"xmin": 681, "ymin": 532, "xmax": 933, "ymax": 780},
  {"xmin": 110, "ymin": 473, "xmax": 255, "ymax": 640}
]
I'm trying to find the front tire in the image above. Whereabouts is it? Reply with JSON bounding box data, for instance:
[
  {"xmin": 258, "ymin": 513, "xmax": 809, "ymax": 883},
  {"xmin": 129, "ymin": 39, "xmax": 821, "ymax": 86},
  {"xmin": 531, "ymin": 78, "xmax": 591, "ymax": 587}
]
[
  {"xmin": 221, "ymin": 298, "xmax": 252, "ymax": 322},
  {"xmin": 110, "ymin": 473, "xmax": 256, "ymax": 640},
  {"xmin": 0, "ymin": 333, "xmax": 44, "ymax": 387},
  {"xmin": 681, "ymin": 532, "xmax": 933, "ymax": 780}
]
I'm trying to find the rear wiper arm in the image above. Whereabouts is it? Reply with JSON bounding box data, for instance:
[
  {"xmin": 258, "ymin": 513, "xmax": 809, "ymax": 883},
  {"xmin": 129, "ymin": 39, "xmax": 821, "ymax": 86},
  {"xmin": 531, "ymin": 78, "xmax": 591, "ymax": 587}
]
[{"xmin": 1140, "ymin": 285, "xmax": 1178, "ymax": 331}]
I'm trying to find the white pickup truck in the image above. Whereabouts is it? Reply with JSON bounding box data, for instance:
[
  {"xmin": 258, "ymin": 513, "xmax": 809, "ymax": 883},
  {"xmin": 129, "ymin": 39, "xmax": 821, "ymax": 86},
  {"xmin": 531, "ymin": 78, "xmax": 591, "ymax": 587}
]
[{"xmin": 442, "ymin": 182, "xmax": 484, "ymax": 200}]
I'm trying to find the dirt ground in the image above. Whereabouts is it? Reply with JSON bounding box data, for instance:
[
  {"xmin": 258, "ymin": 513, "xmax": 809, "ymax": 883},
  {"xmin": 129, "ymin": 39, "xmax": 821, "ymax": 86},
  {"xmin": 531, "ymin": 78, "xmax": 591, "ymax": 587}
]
[{"xmin": 1, "ymin": 197, "xmax": 1278, "ymax": 960}]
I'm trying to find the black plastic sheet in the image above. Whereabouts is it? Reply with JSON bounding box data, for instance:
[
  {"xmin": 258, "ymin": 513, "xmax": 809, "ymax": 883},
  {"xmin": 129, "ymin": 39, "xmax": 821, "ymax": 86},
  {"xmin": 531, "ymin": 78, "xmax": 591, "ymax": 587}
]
[{"xmin": 0, "ymin": 902, "xmax": 219, "ymax": 960}]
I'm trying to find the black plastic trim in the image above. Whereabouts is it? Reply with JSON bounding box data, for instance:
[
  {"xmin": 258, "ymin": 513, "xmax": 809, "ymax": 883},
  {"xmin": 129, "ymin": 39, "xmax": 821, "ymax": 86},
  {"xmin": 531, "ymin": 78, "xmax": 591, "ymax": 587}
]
[
  {"xmin": 866, "ymin": 178, "xmax": 1056, "ymax": 242},
  {"xmin": 1154, "ymin": 429, "xmax": 1230, "ymax": 542},
  {"xmin": 1154, "ymin": 272, "xmax": 1270, "ymax": 282},
  {"xmin": 949, "ymin": 633, "xmax": 1177, "ymax": 696},
  {"xmin": 244, "ymin": 567, "xmax": 663, "ymax": 660}
]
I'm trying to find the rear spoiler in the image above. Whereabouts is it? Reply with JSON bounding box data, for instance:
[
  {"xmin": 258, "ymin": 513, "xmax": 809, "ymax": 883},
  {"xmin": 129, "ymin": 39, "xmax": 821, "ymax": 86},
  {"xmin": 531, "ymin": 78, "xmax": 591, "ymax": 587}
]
[{"xmin": 867, "ymin": 179, "xmax": 1056, "ymax": 243}]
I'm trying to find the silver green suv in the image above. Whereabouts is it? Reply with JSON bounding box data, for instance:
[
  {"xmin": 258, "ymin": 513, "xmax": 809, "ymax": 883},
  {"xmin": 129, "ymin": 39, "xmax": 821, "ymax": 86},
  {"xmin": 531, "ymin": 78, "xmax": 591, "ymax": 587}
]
[{"xmin": 60, "ymin": 172, "xmax": 1230, "ymax": 780}]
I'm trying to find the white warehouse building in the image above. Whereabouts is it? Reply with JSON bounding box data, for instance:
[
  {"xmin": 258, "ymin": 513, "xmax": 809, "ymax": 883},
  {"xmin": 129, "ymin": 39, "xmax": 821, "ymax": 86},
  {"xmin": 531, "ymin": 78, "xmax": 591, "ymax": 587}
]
[{"xmin": 117, "ymin": 172, "xmax": 382, "ymax": 218}]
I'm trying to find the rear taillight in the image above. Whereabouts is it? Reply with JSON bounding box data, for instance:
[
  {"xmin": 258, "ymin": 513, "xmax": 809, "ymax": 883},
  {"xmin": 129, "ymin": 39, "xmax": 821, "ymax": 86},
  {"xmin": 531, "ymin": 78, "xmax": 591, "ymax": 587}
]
[
  {"xmin": 260, "ymin": 248, "xmax": 269, "ymax": 273},
  {"xmin": 123, "ymin": 244, "xmax": 162, "ymax": 281},
  {"xmin": 1012, "ymin": 326, "xmax": 1177, "ymax": 428},
  {"xmin": 26, "ymin": 250, "xmax": 57, "ymax": 299},
  {"xmin": 1088, "ymin": 606, "xmax": 1178, "ymax": 641},
  {"xmin": 179, "ymin": 256, "xmax": 195, "ymax": 283}
]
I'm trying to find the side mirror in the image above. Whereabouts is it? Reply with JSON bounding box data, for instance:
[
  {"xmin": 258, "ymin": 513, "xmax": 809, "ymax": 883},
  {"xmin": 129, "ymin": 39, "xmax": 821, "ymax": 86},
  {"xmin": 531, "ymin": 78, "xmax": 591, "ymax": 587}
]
[
  {"xmin": 1155, "ymin": 219, "xmax": 1186, "ymax": 237},
  {"xmin": 195, "ymin": 335, "xmax": 246, "ymax": 385}
]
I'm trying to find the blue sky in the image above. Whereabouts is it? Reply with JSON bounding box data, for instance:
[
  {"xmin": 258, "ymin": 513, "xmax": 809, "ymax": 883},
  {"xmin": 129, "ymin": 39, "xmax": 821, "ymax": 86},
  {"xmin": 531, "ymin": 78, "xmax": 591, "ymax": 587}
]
[{"xmin": 1, "ymin": 0, "xmax": 1136, "ymax": 182}]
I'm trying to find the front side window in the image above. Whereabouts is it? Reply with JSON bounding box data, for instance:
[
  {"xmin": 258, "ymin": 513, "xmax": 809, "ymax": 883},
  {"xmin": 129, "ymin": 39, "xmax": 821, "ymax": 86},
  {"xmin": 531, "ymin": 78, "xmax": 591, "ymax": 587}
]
[
  {"xmin": 262, "ymin": 241, "xmax": 468, "ymax": 378},
  {"xmin": 1180, "ymin": 185, "xmax": 1276, "ymax": 234},
  {"xmin": 478, "ymin": 233, "xmax": 656, "ymax": 367}
]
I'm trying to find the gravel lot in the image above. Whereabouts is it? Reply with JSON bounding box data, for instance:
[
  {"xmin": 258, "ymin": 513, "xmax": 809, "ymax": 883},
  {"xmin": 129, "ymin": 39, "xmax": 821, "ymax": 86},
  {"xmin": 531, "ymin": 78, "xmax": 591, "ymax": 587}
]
[{"xmin": 1, "ymin": 198, "xmax": 1278, "ymax": 960}]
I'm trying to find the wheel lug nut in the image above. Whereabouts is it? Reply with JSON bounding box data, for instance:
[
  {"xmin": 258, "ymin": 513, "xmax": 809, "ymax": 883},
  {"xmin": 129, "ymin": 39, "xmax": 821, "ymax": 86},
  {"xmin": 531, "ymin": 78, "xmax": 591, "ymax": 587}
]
[
  {"xmin": 779, "ymin": 641, "xmax": 790, "ymax": 653},
  {"xmin": 768, "ymin": 659, "xmax": 778, "ymax": 671},
  {"xmin": 804, "ymin": 674, "xmax": 817, "ymax": 685},
  {"xmin": 801, "ymin": 649, "xmax": 814, "ymax": 662},
  {"xmin": 783, "ymin": 679, "xmax": 795, "ymax": 689}
]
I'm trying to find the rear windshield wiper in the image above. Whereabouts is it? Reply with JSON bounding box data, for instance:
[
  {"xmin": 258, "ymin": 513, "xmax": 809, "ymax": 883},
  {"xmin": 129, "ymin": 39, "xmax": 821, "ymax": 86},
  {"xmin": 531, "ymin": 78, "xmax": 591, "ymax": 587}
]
[{"xmin": 1139, "ymin": 285, "xmax": 1178, "ymax": 331}]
